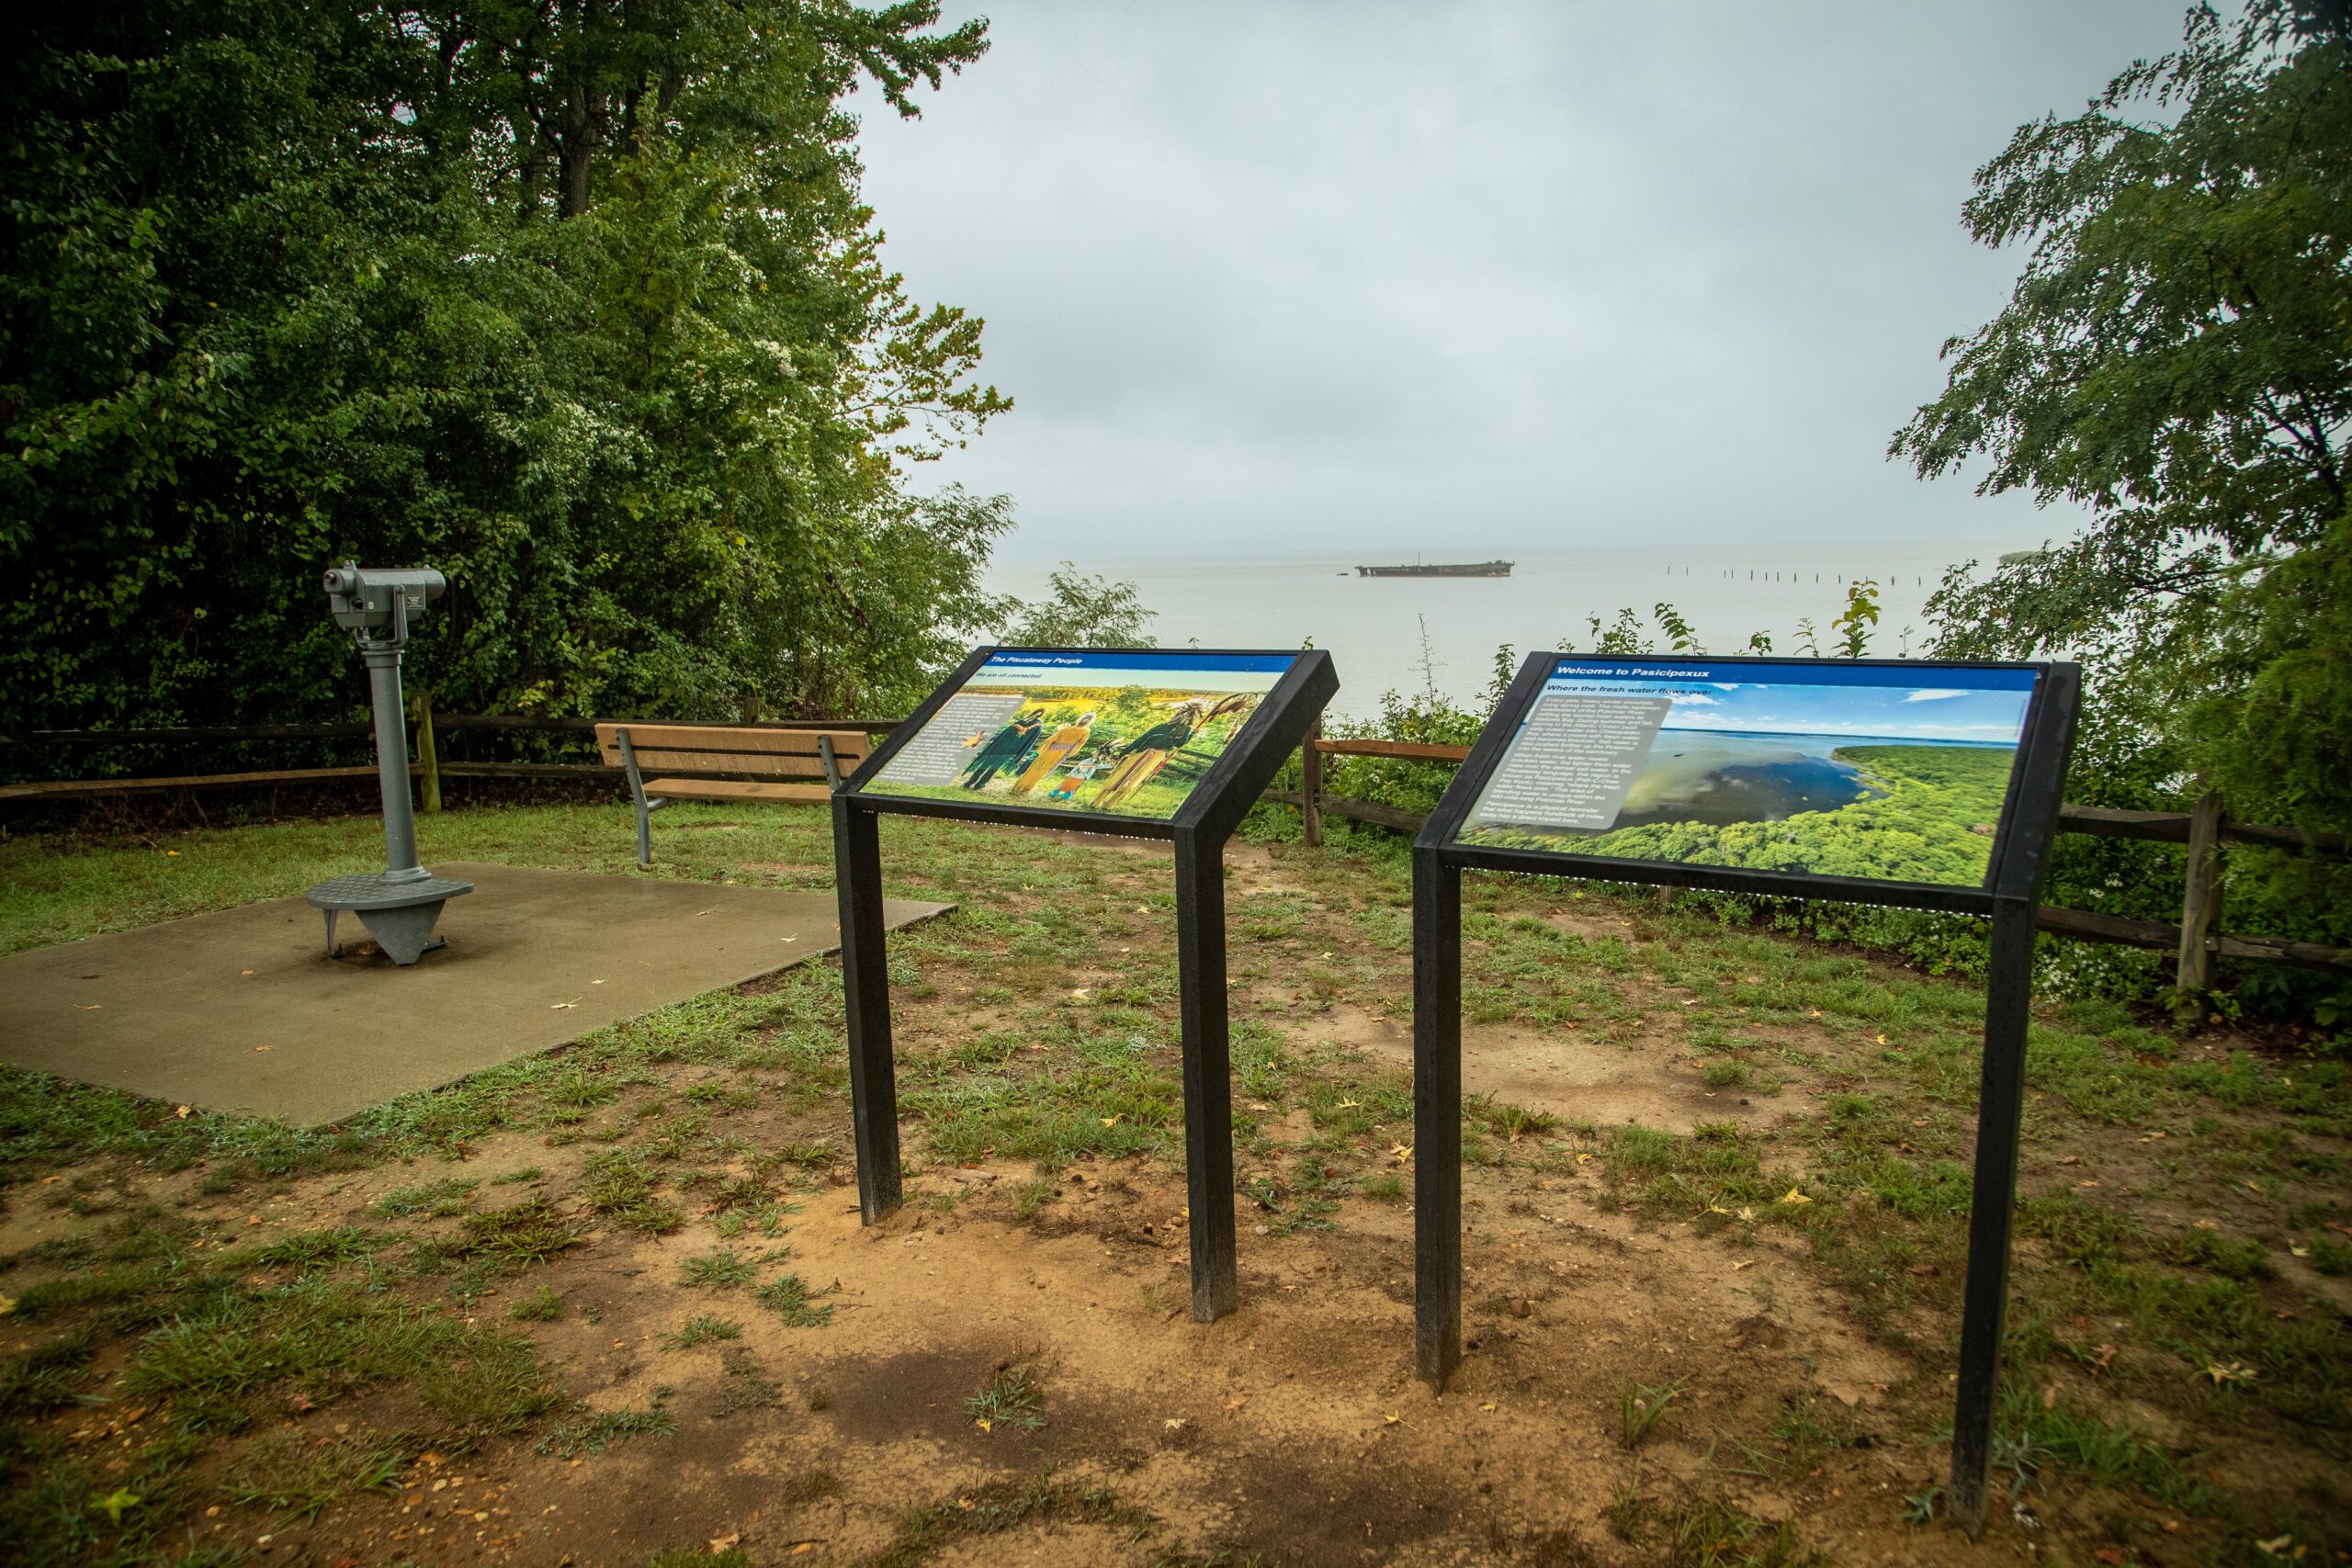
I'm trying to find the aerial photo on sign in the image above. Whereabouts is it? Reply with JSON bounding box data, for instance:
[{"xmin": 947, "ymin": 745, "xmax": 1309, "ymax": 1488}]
[
  {"xmin": 863, "ymin": 649, "xmax": 1294, "ymax": 819},
  {"xmin": 1454, "ymin": 659, "xmax": 2040, "ymax": 886}
]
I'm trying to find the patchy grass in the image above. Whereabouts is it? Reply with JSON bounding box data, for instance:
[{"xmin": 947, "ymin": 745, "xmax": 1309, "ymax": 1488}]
[
  {"xmin": 0, "ymin": 799, "xmax": 2345, "ymax": 1565},
  {"xmin": 534, "ymin": 1388, "xmax": 677, "ymax": 1457}
]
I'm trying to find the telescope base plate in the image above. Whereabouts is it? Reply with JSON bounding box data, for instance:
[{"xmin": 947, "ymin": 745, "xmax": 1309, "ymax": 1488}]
[{"xmin": 307, "ymin": 875, "xmax": 475, "ymax": 965}]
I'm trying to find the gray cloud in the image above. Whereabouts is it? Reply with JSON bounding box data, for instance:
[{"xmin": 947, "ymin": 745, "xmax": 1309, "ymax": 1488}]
[{"xmin": 853, "ymin": 2, "xmax": 2199, "ymax": 562}]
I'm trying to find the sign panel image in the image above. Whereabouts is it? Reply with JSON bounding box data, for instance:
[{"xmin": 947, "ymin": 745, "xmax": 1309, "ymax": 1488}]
[
  {"xmin": 862, "ymin": 649, "xmax": 1296, "ymax": 820},
  {"xmin": 1453, "ymin": 658, "xmax": 2041, "ymax": 886}
]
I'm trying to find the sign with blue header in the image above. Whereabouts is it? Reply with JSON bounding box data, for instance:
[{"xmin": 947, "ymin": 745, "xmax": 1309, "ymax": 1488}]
[{"xmin": 1453, "ymin": 656, "xmax": 2041, "ymax": 888}]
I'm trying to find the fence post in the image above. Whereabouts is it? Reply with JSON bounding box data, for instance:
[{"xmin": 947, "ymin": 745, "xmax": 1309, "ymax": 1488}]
[
  {"xmin": 2176, "ymin": 787, "xmax": 2222, "ymax": 1010},
  {"xmin": 1301, "ymin": 721, "xmax": 1323, "ymax": 848},
  {"xmin": 413, "ymin": 691, "xmax": 443, "ymax": 815}
]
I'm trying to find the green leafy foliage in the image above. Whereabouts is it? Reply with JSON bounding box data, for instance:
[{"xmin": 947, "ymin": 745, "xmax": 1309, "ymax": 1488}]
[
  {"xmin": 0, "ymin": 1, "xmax": 1138, "ymax": 744},
  {"xmin": 1892, "ymin": 5, "xmax": 2352, "ymax": 1018}
]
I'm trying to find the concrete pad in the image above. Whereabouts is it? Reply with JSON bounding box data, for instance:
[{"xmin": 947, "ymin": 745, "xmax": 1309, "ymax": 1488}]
[{"xmin": 0, "ymin": 863, "xmax": 950, "ymax": 1125}]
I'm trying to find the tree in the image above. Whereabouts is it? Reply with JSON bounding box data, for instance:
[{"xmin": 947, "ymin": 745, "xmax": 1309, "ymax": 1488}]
[
  {"xmin": 0, "ymin": 0, "xmax": 1023, "ymax": 736},
  {"xmin": 1892, "ymin": 3, "xmax": 2352, "ymax": 1009}
]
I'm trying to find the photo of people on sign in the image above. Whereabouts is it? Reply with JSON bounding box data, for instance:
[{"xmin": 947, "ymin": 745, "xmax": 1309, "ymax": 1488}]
[
  {"xmin": 863, "ymin": 650, "xmax": 1294, "ymax": 819},
  {"xmin": 1453, "ymin": 659, "xmax": 2040, "ymax": 886}
]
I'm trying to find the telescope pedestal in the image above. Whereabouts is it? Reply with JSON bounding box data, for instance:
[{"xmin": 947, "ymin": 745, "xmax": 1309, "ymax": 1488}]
[{"xmin": 307, "ymin": 874, "xmax": 475, "ymax": 965}]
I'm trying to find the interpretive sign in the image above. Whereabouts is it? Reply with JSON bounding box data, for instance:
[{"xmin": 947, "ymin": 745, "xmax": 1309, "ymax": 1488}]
[
  {"xmin": 1411, "ymin": 650, "xmax": 2079, "ymax": 1540},
  {"xmin": 1453, "ymin": 658, "xmax": 2040, "ymax": 890},
  {"xmin": 862, "ymin": 649, "xmax": 1294, "ymax": 820},
  {"xmin": 833, "ymin": 647, "xmax": 1338, "ymax": 1325}
]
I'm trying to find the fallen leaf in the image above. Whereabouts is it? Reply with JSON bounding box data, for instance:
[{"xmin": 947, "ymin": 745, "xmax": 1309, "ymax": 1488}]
[
  {"xmin": 708, "ymin": 1536, "xmax": 741, "ymax": 1553},
  {"xmin": 2091, "ymin": 1344, "xmax": 2118, "ymax": 1371},
  {"xmin": 1100, "ymin": 1114, "xmax": 1124, "ymax": 1128},
  {"xmin": 175, "ymin": 1106, "xmax": 190, "ymax": 1119},
  {"xmin": 1383, "ymin": 1413, "xmax": 1401, "ymax": 1426},
  {"xmin": 1576, "ymin": 1153, "xmax": 1593, "ymax": 1166},
  {"xmin": 2290, "ymin": 1242, "xmax": 2310, "ymax": 1258},
  {"xmin": 2205, "ymin": 1361, "xmax": 2256, "ymax": 1386},
  {"xmin": 1780, "ymin": 1188, "xmax": 1812, "ymax": 1206},
  {"xmin": 91, "ymin": 1488, "xmax": 141, "ymax": 1524},
  {"xmin": 1736, "ymin": 1205, "xmax": 1756, "ymax": 1223},
  {"xmin": 240, "ymin": 969, "xmax": 254, "ymax": 977},
  {"xmin": 0, "ymin": 1293, "xmax": 15, "ymax": 1315},
  {"xmin": 2095, "ymin": 1548, "xmax": 2126, "ymax": 1566},
  {"xmin": 1163, "ymin": 1417, "xmax": 1187, "ymax": 1432},
  {"xmin": 78, "ymin": 1003, "xmax": 101, "ymax": 1011},
  {"xmin": 1069, "ymin": 987, "xmax": 1092, "ymax": 1000},
  {"xmin": 1222, "ymin": 1396, "xmax": 1247, "ymax": 1414},
  {"xmin": 972, "ymin": 1417, "xmax": 991, "ymax": 1433},
  {"xmin": 2257, "ymin": 1535, "xmax": 2296, "ymax": 1559},
  {"xmin": 253, "ymin": 1044, "xmax": 269, "ymax": 1053},
  {"xmin": 1731, "ymin": 1259, "xmax": 1754, "ymax": 1271},
  {"xmin": 550, "ymin": 1000, "xmax": 578, "ymax": 1010},
  {"xmin": 1874, "ymin": 1033, "xmax": 1888, "ymax": 1045},
  {"xmin": 1479, "ymin": 1402, "xmax": 1497, "ymax": 1411},
  {"xmin": 1338, "ymin": 1098, "xmax": 1360, "ymax": 1110}
]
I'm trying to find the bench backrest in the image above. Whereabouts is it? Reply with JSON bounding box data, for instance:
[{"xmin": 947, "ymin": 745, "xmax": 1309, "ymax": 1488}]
[{"xmin": 594, "ymin": 723, "xmax": 872, "ymax": 779}]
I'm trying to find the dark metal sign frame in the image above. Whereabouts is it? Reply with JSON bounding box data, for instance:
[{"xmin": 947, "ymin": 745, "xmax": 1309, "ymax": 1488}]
[
  {"xmin": 1410, "ymin": 650, "xmax": 2079, "ymax": 1538},
  {"xmin": 831, "ymin": 645, "xmax": 1339, "ymax": 1322}
]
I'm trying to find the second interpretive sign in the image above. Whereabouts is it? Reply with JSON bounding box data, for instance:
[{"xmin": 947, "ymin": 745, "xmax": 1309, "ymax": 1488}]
[{"xmin": 1454, "ymin": 656, "xmax": 2042, "ymax": 888}]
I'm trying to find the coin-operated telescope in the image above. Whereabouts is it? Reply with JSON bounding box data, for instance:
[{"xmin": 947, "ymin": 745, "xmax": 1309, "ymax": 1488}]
[{"xmin": 304, "ymin": 563, "xmax": 473, "ymax": 964}]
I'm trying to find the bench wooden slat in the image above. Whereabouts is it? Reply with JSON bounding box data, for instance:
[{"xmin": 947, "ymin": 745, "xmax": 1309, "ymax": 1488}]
[
  {"xmin": 594, "ymin": 723, "xmax": 870, "ymax": 774},
  {"xmin": 643, "ymin": 778, "xmax": 832, "ymax": 806}
]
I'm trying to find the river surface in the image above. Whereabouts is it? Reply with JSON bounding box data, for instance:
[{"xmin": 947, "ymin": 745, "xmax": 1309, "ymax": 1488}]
[{"xmin": 987, "ymin": 549, "xmax": 1956, "ymax": 717}]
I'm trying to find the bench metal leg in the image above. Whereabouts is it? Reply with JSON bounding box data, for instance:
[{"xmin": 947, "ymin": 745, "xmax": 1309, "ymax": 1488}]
[
  {"xmin": 820, "ymin": 733, "xmax": 842, "ymax": 791},
  {"xmin": 617, "ymin": 728, "xmax": 652, "ymax": 865}
]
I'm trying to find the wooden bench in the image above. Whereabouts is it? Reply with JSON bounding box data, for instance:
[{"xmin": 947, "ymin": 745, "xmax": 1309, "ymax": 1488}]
[{"xmin": 594, "ymin": 723, "xmax": 873, "ymax": 864}]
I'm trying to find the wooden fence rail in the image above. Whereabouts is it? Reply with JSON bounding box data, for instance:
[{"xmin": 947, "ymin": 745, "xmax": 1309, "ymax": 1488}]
[
  {"xmin": 0, "ymin": 712, "xmax": 906, "ymax": 810},
  {"xmin": 1288, "ymin": 734, "xmax": 2352, "ymax": 980}
]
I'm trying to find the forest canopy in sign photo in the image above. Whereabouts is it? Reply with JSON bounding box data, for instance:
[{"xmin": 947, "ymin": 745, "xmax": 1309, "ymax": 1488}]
[
  {"xmin": 1454, "ymin": 660, "xmax": 2040, "ymax": 886},
  {"xmin": 861, "ymin": 650, "xmax": 1294, "ymax": 819}
]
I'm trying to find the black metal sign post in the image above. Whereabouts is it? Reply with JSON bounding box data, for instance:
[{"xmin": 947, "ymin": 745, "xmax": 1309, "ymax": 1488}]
[
  {"xmin": 831, "ymin": 646, "xmax": 1337, "ymax": 1322},
  {"xmin": 1409, "ymin": 651, "xmax": 2078, "ymax": 1539}
]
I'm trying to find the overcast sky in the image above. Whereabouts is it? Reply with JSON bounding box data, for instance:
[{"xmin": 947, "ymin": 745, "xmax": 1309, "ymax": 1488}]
[{"xmin": 852, "ymin": 2, "xmax": 2199, "ymax": 566}]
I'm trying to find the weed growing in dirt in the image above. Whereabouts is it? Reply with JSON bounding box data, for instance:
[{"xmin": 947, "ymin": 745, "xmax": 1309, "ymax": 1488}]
[
  {"xmin": 1620, "ymin": 1378, "xmax": 1684, "ymax": 1450},
  {"xmin": 371, "ymin": 1175, "xmax": 479, "ymax": 1217},
  {"xmin": 458, "ymin": 1197, "xmax": 582, "ymax": 1267},
  {"xmin": 535, "ymin": 1387, "xmax": 677, "ymax": 1457},
  {"xmin": 220, "ymin": 1429, "xmax": 409, "ymax": 1519},
  {"xmin": 875, "ymin": 1472, "xmax": 1152, "ymax": 1567},
  {"xmin": 663, "ymin": 1314, "xmax": 742, "ymax": 1348},
  {"xmin": 755, "ymin": 1272, "xmax": 832, "ymax": 1326},
  {"xmin": 509, "ymin": 1284, "xmax": 564, "ymax": 1322},
  {"xmin": 678, "ymin": 1247, "xmax": 762, "ymax": 1289},
  {"xmin": 965, "ymin": 1364, "xmax": 1046, "ymax": 1434}
]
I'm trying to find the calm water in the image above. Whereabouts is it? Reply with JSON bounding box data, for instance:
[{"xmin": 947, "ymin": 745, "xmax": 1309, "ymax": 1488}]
[
  {"xmin": 988, "ymin": 550, "xmax": 1951, "ymax": 717},
  {"xmin": 1620, "ymin": 730, "xmax": 1886, "ymax": 827}
]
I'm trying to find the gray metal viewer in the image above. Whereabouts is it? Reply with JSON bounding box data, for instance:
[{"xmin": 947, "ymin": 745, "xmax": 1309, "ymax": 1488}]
[{"xmin": 304, "ymin": 564, "xmax": 473, "ymax": 964}]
